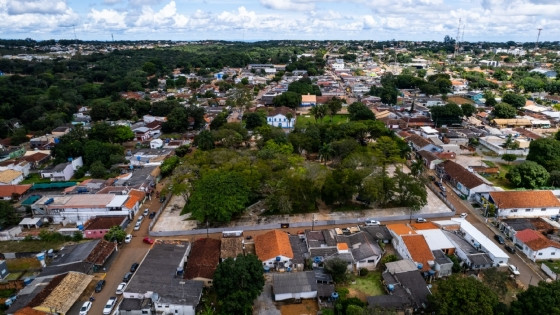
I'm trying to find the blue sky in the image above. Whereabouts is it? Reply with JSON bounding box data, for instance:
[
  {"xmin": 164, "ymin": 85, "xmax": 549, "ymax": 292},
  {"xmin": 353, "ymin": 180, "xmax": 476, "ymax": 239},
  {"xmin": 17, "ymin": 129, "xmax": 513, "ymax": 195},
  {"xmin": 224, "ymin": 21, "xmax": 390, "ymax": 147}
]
[{"xmin": 0, "ymin": 0, "xmax": 559, "ymax": 42}]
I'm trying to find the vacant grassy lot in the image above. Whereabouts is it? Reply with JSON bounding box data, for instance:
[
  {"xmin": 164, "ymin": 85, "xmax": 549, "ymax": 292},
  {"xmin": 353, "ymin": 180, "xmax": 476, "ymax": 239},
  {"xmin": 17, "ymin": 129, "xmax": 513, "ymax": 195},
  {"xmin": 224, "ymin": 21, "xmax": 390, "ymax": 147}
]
[
  {"xmin": 296, "ymin": 114, "xmax": 350, "ymax": 127},
  {"xmin": 6, "ymin": 257, "xmax": 42, "ymax": 271},
  {"xmin": 0, "ymin": 240, "xmax": 68, "ymax": 253},
  {"xmin": 481, "ymin": 162, "xmax": 515, "ymax": 189},
  {"xmin": 340, "ymin": 271, "xmax": 384, "ymax": 302}
]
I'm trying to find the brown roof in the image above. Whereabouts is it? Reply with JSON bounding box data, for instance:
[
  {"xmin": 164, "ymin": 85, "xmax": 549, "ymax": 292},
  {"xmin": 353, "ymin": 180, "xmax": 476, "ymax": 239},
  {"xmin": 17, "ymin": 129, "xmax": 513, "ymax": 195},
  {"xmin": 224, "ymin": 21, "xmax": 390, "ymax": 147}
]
[
  {"xmin": 185, "ymin": 238, "xmax": 221, "ymax": 280},
  {"xmin": 15, "ymin": 308, "xmax": 47, "ymax": 315},
  {"xmin": 0, "ymin": 184, "xmax": 32, "ymax": 197},
  {"xmin": 266, "ymin": 106, "xmax": 295, "ymax": 117},
  {"xmin": 417, "ymin": 150, "xmax": 439, "ymax": 162},
  {"xmin": 301, "ymin": 94, "xmax": 317, "ymax": 103},
  {"xmin": 146, "ymin": 121, "xmax": 162, "ymax": 129},
  {"xmin": 440, "ymin": 160, "xmax": 485, "ymax": 189},
  {"xmin": 255, "ymin": 230, "xmax": 293, "ymax": 261},
  {"xmin": 85, "ymin": 240, "xmax": 116, "ymax": 266},
  {"xmin": 220, "ymin": 237, "xmax": 245, "ymax": 259},
  {"xmin": 515, "ymin": 229, "xmax": 560, "ymax": 251},
  {"xmin": 83, "ymin": 216, "xmax": 127, "ymax": 231},
  {"xmin": 124, "ymin": 189, "xmax": 146, "ymax": 209},
  {"xmin": 435, "ymin": 152, "xmax": 456, "ymax": 160},
  {"xmin": 401, "ymin": 234, "xmax": 434, "ymax": 271},
  {"xmin": 513, "ymin": 128, "xmax": 542, "ymax": 140},
  {"xmin": 489, "ymin": 191, "xmax": 560, "ymax": 209},
  {"xmin": 406, "ymin": 134, "xmax": 432, "ymax": 148},
  {"xmin": 470, "ymin": 166, "xmax": 499, "ymax": 174}
]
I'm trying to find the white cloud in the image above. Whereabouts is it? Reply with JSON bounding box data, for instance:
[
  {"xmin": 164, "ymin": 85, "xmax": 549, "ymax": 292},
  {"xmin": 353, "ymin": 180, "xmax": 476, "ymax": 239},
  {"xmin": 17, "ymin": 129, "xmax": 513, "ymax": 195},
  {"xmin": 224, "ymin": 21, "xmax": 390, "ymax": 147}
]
[
  {"xmin": 6, "ymin": 0, "xmax": 69, "ymax": 15},
  {"xmin": 259, "ymin": 0, "xmax": 315, "ymax": 11},
  {"xmin": 86, "ymin": 8, "xmax": 128, "ymax": 30}
]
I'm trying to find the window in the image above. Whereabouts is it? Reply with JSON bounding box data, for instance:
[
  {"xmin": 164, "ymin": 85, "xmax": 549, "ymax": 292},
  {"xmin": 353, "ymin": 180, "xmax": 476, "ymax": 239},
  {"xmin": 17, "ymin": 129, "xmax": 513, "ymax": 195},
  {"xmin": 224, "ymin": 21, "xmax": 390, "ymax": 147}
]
[
  {"xmin": 367, "ymin": 260, "xmax": 375, "ymax": 263},
  {"xmin": 542, "ymin": 208, "xmax": 547, "ymax": 211},
  {"xmin": 539, "ymin": 253, "xmax": 543, "ymax": 256},
  {"xmin": 511, "ymin": 209, "xmax": 518, "ymax": 213},
  {"xmin": 526, "ymin": 209, "xmax": 531, "ymax": 212},
  {"xmin": 552, "ymin": 252, "xmax": 556, "ymax": 255}
]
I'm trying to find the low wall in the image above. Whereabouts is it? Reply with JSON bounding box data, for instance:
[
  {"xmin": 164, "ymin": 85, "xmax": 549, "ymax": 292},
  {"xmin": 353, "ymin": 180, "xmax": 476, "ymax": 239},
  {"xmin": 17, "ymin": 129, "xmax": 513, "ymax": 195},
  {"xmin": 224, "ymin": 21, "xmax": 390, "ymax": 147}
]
[{"xmin": 541, "ymin": 263, "xmax": 558, "ymax": 280}]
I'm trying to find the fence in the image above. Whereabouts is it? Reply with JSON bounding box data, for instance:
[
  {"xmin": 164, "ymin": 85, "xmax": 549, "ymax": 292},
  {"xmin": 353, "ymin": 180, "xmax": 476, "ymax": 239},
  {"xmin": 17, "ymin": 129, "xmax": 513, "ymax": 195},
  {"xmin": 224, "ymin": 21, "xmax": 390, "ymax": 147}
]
[
  {"xmin": 427, "ymin": 181, "xmax": 456, "ymax": 212},
  {"xmin": 541, "ymin": 263, "xmax": 557, "ymax": 280},
  {"xmin": 148, "ymin": 193, "xmax": 172, "ymax": 232}
]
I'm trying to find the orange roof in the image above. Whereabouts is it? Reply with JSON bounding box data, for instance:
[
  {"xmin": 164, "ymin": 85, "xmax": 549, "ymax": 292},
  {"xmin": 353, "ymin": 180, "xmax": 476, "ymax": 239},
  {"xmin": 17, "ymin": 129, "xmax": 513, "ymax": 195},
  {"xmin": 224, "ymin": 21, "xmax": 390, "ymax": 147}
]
[
  {"xmin": 337, "ymin": 243, "xmax": 349, "ymax": 251},
  {"xmin": 255, "ymin": 230, "xmax": 293, "ymax": 261},
  {"xmin": 16, "ymin": 308, "xmax": 47, "ymax": 315},
  {"xmin": 410, "ymin": 222, "xmax": 439, "ymax": 230},
  {"xmin": 516, "ymin": 229, "xmax": 560, "ymax": 251},
  {"xmin": 0, "ymin": 184, "xmax": 31, "ymax": 197},
  {"xmin": 402, "ymin": 234, "xmax": 434, "ymax": 271},
  {"xmin": 489, "ymin": 191, "xmax": 560, "ymax": 209},
  {"xmin": 387, "ymin": 223, "xmax": 416, "ymax": 236},
  {"xmin": 124, "ymin": 189, "xmax": 146, "ymax": 209},
  {"xmin": 301, "ymin": 94, "xmax": 317, "ymax": 103}
]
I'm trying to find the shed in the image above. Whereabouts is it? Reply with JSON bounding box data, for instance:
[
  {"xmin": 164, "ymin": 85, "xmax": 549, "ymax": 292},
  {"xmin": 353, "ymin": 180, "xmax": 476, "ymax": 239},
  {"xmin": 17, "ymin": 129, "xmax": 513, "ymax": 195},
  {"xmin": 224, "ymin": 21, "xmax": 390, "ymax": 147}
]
[
  {"xmin": 19, "ymin": 217, "xmax": 42, "ymax": 229},
  {"xmin": 273, "ymin": 271, "xmax": 317, "ymax": 301}
]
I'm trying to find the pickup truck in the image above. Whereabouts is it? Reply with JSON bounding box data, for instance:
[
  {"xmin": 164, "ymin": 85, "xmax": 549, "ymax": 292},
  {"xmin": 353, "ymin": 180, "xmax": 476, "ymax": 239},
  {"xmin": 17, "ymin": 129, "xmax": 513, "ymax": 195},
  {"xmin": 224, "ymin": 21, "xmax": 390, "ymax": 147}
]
[{"xmin": 508, "ymin": 264, "xmax": 520, "ymax": 275}]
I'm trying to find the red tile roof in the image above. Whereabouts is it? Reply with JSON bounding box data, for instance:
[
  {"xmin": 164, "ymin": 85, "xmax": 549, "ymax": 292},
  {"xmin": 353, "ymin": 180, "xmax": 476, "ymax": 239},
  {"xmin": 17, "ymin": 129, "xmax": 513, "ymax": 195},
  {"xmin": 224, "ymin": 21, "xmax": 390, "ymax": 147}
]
[
  {"xmin": 255, "ymin": 230, "xmax": 293, "ymax": 261},
  {"xmin": 83, "ymin": 216, "xmax": 127, "ymax": 231},
  {"xmin": 124, "ymin": 189, "xmax": 146, "ymax": 210},
  {"xmin": 387, "ymin": 224, "xmax": 416, "ymax": 236},
  {"xmin": 401, "ymin": 234, "xmax": 434, "ymax": 271},
  {"xmin": 516, "ymin": 229, "xmax": 560, "ymax": 251},
  {"xmin": 0, "ymin": 184, "xmax": 32, "ymax": 198},
  {"xmin": 439, "ymin": 160, "xmax": 485, "ymax": 189},
  {"xmin": 489, "ymin": 191, "xmax": 560, "ymax": 209},
  {"xmin": 185, "ymin": 238, "xmax": 221, "ymax": 280}
]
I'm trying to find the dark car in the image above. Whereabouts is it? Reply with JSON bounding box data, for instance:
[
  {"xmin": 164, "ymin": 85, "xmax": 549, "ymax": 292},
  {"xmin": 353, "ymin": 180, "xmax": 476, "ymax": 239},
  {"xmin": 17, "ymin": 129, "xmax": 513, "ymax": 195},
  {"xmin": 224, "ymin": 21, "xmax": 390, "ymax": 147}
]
[
  {"xmin": 429, "ymin": 175, "xmax": 436, "ymax": 181},
  {"xmin": 123, "ymin": 272, "xmax": 133, "ymax": 283},
  {"xmin": 149, "ymin": 212, "xmax": 156, "ymax": 219},
  {"xmin": 130, "ymin": 263, "xmax": 139, "ymax": 273},
  {"xmin": 94, "ymin": 280, "xmax": 106, "ymax": 293},
  {"xmin": 439, "ymin": 191, "xmax": 447, "ymax": 198},
  {"xmin": 494, "ymin": 234, "xmax": 505, "ymax": 244},
  {"xmin": 159, "ymin": 196, "xmax": 165, "ymax": 203},
  {"xmin": 505, "ymin": 245, "xmax": 516, "ymax": 254}
]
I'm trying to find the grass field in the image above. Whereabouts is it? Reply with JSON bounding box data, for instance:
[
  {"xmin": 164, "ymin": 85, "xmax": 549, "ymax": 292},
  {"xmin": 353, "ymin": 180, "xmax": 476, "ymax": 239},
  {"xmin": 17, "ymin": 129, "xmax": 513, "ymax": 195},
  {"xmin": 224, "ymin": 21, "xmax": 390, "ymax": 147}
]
[
  {"xmin": 0, "ymin": 240, "xmax": 68, "ymax": 253},
  {"xmin": 295, "ymin": 114, "xmax": 350, "ymax": 127},
  {"xmin": 482, "ymin": 163, "xmax": 515, "ymax": 189},
  {"xmin": 20, "ymin": 173, "xmax": 51, "ymax": 184},
  {"xmin": 340, "ymin": 271, "xmax": 384, "ymax": 302}
]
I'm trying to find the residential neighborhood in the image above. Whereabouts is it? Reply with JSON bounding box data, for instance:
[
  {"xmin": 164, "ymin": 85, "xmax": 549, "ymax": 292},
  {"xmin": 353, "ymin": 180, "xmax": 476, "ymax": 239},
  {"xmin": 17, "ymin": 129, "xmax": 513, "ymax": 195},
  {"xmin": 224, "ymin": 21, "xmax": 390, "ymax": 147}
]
[{"xmin": 2, "ymin": 37, "xmax": 560, "ymax": 314}]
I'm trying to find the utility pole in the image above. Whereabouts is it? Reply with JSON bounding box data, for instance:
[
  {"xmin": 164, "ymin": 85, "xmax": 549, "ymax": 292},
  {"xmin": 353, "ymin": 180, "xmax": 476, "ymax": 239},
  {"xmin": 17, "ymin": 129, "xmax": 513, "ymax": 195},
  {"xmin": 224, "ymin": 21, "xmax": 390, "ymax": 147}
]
[{"xmin": 454, "ymin": 18, "xmax": 461, "ymax": 58}]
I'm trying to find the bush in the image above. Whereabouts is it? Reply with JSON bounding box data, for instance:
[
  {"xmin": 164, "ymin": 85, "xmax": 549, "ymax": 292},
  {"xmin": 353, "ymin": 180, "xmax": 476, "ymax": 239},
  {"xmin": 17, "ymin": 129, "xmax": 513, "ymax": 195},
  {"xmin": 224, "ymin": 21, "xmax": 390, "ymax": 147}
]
[{"xmin": 359, "ymin": 268, "xmax": 369, "ymax": 277}]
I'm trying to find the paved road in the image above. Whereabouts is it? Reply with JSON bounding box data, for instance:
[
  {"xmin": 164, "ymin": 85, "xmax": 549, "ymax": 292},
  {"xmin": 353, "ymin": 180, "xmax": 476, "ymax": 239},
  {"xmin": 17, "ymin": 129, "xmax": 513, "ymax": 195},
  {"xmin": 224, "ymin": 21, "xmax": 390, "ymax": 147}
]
[
  {"xmin": 439, "ymin": 180, "xmax": 547, "ymax": 288},
  {"xmin": 68, "ymin": 196, "xmax": 162, "ymax": 315}
]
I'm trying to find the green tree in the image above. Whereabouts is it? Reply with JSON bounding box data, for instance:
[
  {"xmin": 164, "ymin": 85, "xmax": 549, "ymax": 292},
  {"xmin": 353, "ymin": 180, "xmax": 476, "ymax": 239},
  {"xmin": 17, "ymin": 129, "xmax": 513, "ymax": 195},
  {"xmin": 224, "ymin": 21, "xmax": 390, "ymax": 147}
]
[
  {"xmin": 510, "ymin": 280, "xmax": 560, "ymax": 315},
  {"xmin": 527, "ymin": 138, "xmax": 560, "ymax": 172},
  {"xmin": 326, "ymin": 97, "xmax": 343, "ymax": 121},
  {"xmin": 506, "ymin": 161, "xmax": 549, "ymax": 189},
  {"xmin": 210, "ymin": 112, "xmax": 228, "ymax": 130},
  {"xmin": 324, "ymin": 257, "xmax": 349, "ymax": 283},
  {"xmin": 194, "ymin": 130, "xmax": 215, "ymax": 151},
  {"xmin": 272, "ymin": 91, "xmax": 300, "ymax": 109},
  {"xmin": 243, "ymin": 112, "xmax": 266, "ymax": 130},
  {"xmin": 175, "ymin": 145, "xmax": 191, "ymax": 157},
  {"xmin": 428, "ymin": 275, "xmax": 498, "ymax": 315},
  {"xmin": 104, "ymin": 226, "xmax": 127, "ymax": 243},
  {"xmin": 112, "ymin": 125, "xmax": 134, "ymax": 143},
  {"xmin": 347, "ymin": 102, "xmax": 375, "ymax": 121},
  {"xmin": 185, "ymin": 170, "xmax": 251, "ymax": 223},
  {"xmin": 393, "ymin": 169, "xmax": 427, "ymax": 210},
  {"xmin": 461, "ymin": 103, "xmax": 476, "ymax": 118},
  {"xmin": 501, "ymin": 153, "xmax": 517, "ymax": 164},
  {"xmin": 502, "ymin": 92, "xmax": 526, "ymax": 108},
  {"xmin": 214, "ymin": 254, "xmax": 264, "ymax": 315},
  {"xmin": 89, "ymin": 160, "xmax": 107, "ymax": 179},
  {"xmin": 0, "ymin": 201, "xmax": 20, "ymax": 228},
  {"xmin": 492, "ymin": 103, "xmax": 517, "ymax": 118},
  {"xmin": 430, "ymin": 103, "xmax": 463, "ymax": 126},
  {"xmin": 160, "ymin": 156, "xmax": 180, "ymax": 177}
]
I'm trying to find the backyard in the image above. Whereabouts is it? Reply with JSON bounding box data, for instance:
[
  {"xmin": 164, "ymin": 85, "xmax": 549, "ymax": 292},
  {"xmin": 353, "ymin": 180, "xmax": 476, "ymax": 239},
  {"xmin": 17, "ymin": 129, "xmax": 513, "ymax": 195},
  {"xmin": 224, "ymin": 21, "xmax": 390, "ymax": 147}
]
[
  {"xmin": 480, "ymin": 161, "xmax": 515, "ymax": 190},
  {"xmin": 340, "ymin": 271, "xmax": 384, "ymax": 302},
  {"xmin": 295, "ymin": 114, "xmax": 350, "ymax": 128}
]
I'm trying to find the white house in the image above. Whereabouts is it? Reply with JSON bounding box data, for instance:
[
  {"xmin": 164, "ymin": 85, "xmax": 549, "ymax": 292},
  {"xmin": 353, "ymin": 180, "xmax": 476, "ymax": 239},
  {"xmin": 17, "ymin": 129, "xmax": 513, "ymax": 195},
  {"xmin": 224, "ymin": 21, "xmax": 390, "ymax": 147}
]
[
  {"xmin": 0, "ymin": 170, "xmax": 24, "ymax": 185},
  {"xmin": 150, "ymin": 139, "xmax": 164, "ymax": 149},
  {"xmin": 266, "ymin": 107, "xmax": 296, "ymax": 129},
  {"xmin": 480, "ymin": 190, "xmax": 560, "ymax": 219},
  {"xmin": 436, "ymin": 160, "xmax": 495, "ymax": 200},
  {"xmin": 452, "ymin": 218, "xmax": 509, "ymax": 266},
  {"xmin": 273, "ymin": 272, "xmax": 317, "ymax": 301},
  {"xmin": 255, "ymin": 230, "xmax": 294, "ymax": 271},
  {"xmin": 40, "ymin": 157, "xmax": 83, "ymax": 181},
  {"xmin": 513, "ymin": 229, "xmax": 560, "ymax": 262},
  {"xmin": 0, "ymin": 160, "xmax": 31, "ymax": 177}
]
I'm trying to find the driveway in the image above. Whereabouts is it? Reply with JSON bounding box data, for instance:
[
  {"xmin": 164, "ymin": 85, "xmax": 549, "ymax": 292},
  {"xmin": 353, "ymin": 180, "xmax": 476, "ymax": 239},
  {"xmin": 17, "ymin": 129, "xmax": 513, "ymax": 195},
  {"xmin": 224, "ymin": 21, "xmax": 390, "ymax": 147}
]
[{"xmin": 253, "ymin": 274, "xmax": 280, "ymax": 315}]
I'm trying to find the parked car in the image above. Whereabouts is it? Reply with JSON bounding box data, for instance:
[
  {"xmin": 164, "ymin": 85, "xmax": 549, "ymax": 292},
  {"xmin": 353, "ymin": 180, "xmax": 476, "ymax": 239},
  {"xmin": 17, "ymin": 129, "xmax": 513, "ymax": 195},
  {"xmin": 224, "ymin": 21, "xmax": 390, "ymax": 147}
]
[
  {"xmin": 133, "ymin": 221, "xmax": 141, "ymax": 231},
  {"xmin": 416, "ymin": 218, "xmax": 427, "ymax": 223},
  {"xmin": 439, "ymin": 191, "xmax": 447, "ymax": 198},
  {"xmin": 123, "ymin": 272, "xmax": 133, "ymax": 283},
  {"xmin": 494, "ymin": 234, "xmax": 506, "ymax": 245},
  {"xmin": 508, "ymin": 264, "xmax": 520, "ymax": 275},
  {"xmin": 494, "ymin": 234, "xmax": 505, "ymax": 244},
  {"xmin": 149, "ymin": 212, "xmax": 156, "ymax": 219},
  {"xmin": 365, "ymin": 219, "xmax": 380, "ymax": 226},
  {"xmin": 143, "ymin": 209, "xmax": 149, "ymax": 216},
  {"xmin": 505, "ymin": 245, "xmax": 516, "ymax": 254},
  {"xmin": 130, "ymin": 262, "xmax": 139, "ymax": 273},
  {"xmin": 79, "ymin": 301, "xmax": 92, "ymax": 315},
  {"xmin": 124, "ymin": 234, "xmax": 132, "ymax": 243},
  {"xmin": 429, "ymin": 175, "xmax": 436, "ymax": 181},
  {"xmin": 137, "ymin": 215, "xmax": 144, "ymax": 223},
  {"xmin": 94, "ymin": 280, "xmax": 106, "ymax": 293},
  {"xmin": 143, "ymin": 237, "xmax": 154, "ymax": 244},
  {"xmin": 103, "ymin": 297, "xmax": 117, "ymax": 315},
  {"xmin": 159, "ymin": 196, "xmax": 165, "ymax": 203},
  {"xmin": 460, "ymin": 213, "xmax": 468, "ymax": 219},
  {"xmin": 440, "ymin": 185, "xmax": 447, "ymax": 192},
  {"xmin": 116, "ymin": 282, "xmax": 126, "ymax": 295}
]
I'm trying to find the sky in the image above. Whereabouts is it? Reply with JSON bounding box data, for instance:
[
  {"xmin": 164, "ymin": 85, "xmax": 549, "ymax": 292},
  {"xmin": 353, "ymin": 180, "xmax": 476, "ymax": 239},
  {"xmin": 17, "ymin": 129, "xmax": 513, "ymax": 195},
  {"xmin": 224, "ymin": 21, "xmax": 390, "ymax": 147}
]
[{"xmin": 0, "ymin": 0, "xmax": 559, "ymax": 42}]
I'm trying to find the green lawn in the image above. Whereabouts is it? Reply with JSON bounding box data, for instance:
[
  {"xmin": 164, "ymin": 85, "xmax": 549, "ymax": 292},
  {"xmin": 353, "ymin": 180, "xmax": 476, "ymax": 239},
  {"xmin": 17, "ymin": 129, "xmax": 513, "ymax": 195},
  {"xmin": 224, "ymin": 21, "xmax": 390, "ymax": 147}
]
[
  {"xmin": 347, "ymin": 271, "xmax": 384, "ymax": 297},
  {"xmin": 20, "ymin": 173, "xmax": 51, "ymax": 184},
  {"xmin": 542, "ymin": 260, "xmax": 560, "ymax": 275},
  {"xmin": 295, "ymin": 114, "xmax": 350, "ymax": 128},
  {"xmin": 0, "ymin": 240, "xmax": 68, "ymax": 253},
  {"xmin": 482, "ymin": 163, "xmax": 515, "ymax": 190}
]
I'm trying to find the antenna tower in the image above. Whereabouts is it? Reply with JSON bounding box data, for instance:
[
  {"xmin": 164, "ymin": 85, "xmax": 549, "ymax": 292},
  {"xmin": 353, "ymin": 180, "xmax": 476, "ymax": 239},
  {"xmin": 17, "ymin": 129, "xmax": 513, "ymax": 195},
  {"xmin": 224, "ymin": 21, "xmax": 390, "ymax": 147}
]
[
  {"xmin": 112, "ymin": 33, "xmax": 114, "ymax": 42},
  {"xmin": 536, "ymin": 28, "xmax": 543, "ymax": 50},
  {"xmin": 454, "ymin": 18, "xmax": 462, "ymax": 57}
]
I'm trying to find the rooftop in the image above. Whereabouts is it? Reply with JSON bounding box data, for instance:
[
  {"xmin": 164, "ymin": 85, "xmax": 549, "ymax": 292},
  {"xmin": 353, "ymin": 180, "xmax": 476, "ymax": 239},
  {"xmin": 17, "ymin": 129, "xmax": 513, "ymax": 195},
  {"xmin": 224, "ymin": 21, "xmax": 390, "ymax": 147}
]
[
  {"xmin": 185, "ymin": 238, "xmax": 221, "ymax": 281},
  {"xmin": 0, "ymin": 169, "xmax": 22, "ymax": 184},
  {"xmin": 255, "ymin": 230, "xmax": 293, "ymax": 261},
  {"xmin": 126, "ymin": 241, "xmax": 203, "ymax": 306},
  {"xmin": 489, "ymin": 190, "xmax": 560, "ymax": 209},
  {"xmin": 273, "ymin": 271, "xmax": 317, "ymax": 295},
  {"xmin": 83, "ymin": 216, "xmax": 127, "ymax": 230},
  {"xmin": 387, "ymin": 223, "xmax": 416, "ymax": 236},
  {"xmin": 0, "ymin": 184, "xmax": 32, "ymax": 197},
  {"xmin": 220, "ymin": 237, "xmax": 245, "ymax": 260},
  {"xmin": 401, "ymin": 235, "xmax": 434, "ymax": 271},
  {"xmin": 515, "ymin": 229, "xmax": 560, "ymax": 251}
]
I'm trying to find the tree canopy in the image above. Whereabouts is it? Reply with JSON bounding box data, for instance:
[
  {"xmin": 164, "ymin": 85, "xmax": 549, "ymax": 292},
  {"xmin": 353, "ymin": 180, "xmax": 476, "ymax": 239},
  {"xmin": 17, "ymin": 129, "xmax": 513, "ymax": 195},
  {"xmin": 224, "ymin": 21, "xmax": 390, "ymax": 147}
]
[
  {"xmin": 506, "ymin": 161, "xmax": 550, "ymax": 189},
  {"xmin": 510, "ymin": 280, "xmax": 560, "ymax": 315},
  {"xmin": 430, "ymin": 103, "xmax": 463, "ymax": 127},
  {"xmin": 213, "ymin": 254, "xmax": 264, "ymax": 315},
  {"xmin": 428, "ymin": 275, "xmax": 499, "ymax": 315},
  {"xmin": 0, "ymin": 201, "xmax": 20, "ymax": 228},
  {"xmin": 527, "ymin": 138, "xmax": 560, "ymax": 172},
  {"xmin": 493, "ymin": 103, "xmax": 517, "ymax": 118}
]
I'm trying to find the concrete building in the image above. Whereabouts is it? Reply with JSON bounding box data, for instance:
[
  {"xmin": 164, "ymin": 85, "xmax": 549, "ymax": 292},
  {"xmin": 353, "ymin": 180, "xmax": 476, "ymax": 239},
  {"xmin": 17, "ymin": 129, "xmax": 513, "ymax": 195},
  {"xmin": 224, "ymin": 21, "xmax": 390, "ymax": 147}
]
[
  {"xmin": 273, "ymin": 271, "xmax": 317, "ymax": 301},
  {"xmin": 124, "ymin": 241, "xmax": 203, "ymax": 315}
]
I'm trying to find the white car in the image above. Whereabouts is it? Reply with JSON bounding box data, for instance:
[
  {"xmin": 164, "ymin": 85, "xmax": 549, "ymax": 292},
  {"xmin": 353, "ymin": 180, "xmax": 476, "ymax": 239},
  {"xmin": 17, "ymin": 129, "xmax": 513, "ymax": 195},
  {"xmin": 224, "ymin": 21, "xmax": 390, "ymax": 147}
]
[
  {"xmin": 143, "ymin": 209, "xmax": 149, "ymax": 216},
  {"xmin": 365, "ymin": 219, "xmax": 380, "ymax": 226},
  {"xmin": 133, "ymin": 221, "xmax": 141, "ymax": 231},
  {"xmin": 124, "ymin": 234, "xmax": 132, "ymax": 243},
  {"xmin": 460, "ymin": 213, "xmax": 468, "ymax": 219},
  {"xmin": 79, "ymin": 301, "xmax": 92, "ymax": 315},
  {"xmin": 116, "ymin": 282, "xmax": 127, "ymax": 295},
  {"xmin": 416, "ymin": 218, "xmax": 427, "ymax": 223},
  {"xmin": 508, "ymin": 264, "xmax": 520, "ymax": 275},
  {"xmin": 103, "ymin": 297, "xmax": 117, "ymax": 315}
]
